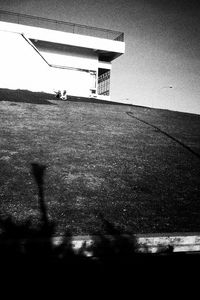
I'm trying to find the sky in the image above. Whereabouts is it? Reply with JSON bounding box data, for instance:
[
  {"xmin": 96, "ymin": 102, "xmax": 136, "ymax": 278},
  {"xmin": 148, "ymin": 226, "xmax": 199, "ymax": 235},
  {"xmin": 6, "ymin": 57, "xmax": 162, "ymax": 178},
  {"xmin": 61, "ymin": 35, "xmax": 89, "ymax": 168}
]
[{"xmin": 0, "ymin": 0, "xmax": 200, "ymax": 114}]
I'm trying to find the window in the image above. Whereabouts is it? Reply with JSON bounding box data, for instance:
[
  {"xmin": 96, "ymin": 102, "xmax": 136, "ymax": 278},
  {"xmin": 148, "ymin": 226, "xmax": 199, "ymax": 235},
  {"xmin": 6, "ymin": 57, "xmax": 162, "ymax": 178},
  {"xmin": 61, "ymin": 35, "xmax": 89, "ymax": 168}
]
[{"xmin": 98, "ymin": 69, "xmax": 110, "ymax": 96}]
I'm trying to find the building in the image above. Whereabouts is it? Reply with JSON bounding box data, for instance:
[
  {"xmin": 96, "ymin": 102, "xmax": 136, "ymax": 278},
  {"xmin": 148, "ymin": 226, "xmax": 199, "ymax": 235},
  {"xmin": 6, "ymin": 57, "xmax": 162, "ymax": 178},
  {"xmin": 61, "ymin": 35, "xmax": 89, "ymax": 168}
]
[{"xmin": 0, "ymin": 10, "xmax": 125, "ymax": 100}]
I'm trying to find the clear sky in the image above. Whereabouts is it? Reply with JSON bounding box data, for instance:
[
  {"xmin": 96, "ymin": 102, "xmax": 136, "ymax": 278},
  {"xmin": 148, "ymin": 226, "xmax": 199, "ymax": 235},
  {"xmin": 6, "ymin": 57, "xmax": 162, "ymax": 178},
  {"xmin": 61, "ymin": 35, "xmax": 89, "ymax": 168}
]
[{"xmin": 0, "ymin": 0, "xmax": 200, "ymax": 114}]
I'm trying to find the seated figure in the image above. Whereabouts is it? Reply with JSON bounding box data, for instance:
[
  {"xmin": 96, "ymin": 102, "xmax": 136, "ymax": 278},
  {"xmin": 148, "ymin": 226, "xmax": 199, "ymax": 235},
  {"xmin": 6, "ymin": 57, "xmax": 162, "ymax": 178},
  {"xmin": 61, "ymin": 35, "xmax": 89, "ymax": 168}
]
[{"xmin": 54, "ymin": 90, "xmax": 67, "ymax": 100}]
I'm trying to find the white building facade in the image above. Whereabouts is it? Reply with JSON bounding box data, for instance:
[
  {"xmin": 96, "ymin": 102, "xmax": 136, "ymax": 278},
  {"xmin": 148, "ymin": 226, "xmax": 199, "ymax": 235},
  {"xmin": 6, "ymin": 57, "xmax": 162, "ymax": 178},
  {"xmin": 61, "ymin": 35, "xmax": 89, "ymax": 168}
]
[{"xmin": 0, "ymin": 10, "xmax": 125, "ymax": 100}]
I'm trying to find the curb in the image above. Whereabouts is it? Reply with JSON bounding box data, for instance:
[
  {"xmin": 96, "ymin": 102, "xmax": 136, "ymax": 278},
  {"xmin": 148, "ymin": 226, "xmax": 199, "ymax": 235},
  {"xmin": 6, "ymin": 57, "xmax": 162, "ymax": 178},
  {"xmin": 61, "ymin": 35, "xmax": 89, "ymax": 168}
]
[
  {"xmin": 52, "ymin": 232, "xmax": 200, "ymax": 255},
  {"xmin": 1, "ymin": 233, "xmax": 200, "ymax": 256}
]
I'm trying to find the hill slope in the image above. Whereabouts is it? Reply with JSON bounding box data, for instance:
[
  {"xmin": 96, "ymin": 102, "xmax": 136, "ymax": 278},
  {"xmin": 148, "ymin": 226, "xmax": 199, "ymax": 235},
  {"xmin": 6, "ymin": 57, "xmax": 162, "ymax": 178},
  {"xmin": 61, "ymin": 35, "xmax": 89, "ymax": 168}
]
[{"xmin": 0, "ymin": 88, "xmax": 200, "ymax": 235}]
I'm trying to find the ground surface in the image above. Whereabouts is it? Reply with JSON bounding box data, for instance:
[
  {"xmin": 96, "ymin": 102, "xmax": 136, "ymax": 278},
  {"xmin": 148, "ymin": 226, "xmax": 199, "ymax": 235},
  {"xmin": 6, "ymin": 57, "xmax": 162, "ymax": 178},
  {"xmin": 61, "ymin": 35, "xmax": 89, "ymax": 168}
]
[{"xmin": 0, "ymin": 88, "xmax": 200, "ymax": 236}]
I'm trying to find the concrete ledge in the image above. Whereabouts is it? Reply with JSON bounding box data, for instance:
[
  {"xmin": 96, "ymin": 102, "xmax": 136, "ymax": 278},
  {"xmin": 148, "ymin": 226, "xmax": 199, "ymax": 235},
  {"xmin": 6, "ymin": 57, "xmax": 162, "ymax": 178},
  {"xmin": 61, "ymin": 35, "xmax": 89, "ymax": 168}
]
[
  {"xmin": 136, "ymin": 233, "xmax": 200, "ymax": 253},
  {"xmin": 51, "ymin": 232, "xmax": 200, "ymax": 256},
  {"xmin": 1, "ymin": 233, "xmax": 199, "ymax": 254}
]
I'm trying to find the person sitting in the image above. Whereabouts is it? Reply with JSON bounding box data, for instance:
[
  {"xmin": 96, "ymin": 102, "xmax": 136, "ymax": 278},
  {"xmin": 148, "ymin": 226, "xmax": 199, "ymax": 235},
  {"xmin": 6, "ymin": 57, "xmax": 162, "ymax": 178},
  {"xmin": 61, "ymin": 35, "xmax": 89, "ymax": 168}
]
[
  {"xmin": 61, "ymin": 90, "xmax": 67, "ymax": 100},
  {"xmin": 55, "ymin": 90, "xmax": 61, "ymax": 99},
  {"xmin": 54, "ymin": 90, "xmax": 67, "ymax": 100}
]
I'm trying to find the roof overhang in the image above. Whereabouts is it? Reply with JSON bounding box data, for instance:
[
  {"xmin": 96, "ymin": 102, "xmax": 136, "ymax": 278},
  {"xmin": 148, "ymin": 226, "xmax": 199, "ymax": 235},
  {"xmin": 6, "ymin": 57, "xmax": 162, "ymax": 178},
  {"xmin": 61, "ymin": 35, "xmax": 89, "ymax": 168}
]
[{"xmin": 0, "ymin": 21, "xmax": 125, "ymax": 62}]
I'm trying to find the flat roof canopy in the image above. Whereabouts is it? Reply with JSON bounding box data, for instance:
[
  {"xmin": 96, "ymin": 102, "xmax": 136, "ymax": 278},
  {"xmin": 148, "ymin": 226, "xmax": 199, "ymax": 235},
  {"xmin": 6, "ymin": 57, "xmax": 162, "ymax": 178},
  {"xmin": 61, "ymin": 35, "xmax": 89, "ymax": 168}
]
[{"xmin": 0, "ymin": 20, "xmax": 125, "ymax": 61}]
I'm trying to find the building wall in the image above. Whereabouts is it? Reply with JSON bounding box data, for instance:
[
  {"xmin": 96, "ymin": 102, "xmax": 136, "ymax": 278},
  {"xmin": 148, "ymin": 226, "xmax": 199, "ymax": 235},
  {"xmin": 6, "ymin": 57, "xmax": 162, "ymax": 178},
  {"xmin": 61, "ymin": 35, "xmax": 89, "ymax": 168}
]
[
  {"xmin": 0, "ymin": 30, "xmax": 51, "ymax": 92},
  {"xmin": 0, "ymin": 21, "xmax": 125, "ymax": 99},
  {"xmin": 0, "ymin": 30, "xmax": 97, "ymax": 97},
  {"xmin": 51, "ymin": 68, "xmax": 95, "ymax": 97}
]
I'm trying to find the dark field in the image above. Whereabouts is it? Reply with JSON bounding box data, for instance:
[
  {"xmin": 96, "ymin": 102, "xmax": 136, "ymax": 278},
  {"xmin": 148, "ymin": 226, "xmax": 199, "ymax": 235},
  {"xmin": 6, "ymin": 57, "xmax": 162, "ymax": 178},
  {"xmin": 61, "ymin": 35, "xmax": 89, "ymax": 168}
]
[{"xmin": 0, "ymin": 88, "xmax": 200, "ymax": 236}]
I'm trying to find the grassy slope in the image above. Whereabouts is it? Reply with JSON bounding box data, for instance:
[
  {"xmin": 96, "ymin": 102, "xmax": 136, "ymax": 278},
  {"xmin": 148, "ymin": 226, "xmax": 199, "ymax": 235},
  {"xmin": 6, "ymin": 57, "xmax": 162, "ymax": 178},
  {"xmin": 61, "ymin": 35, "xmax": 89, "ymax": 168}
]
[{"xmin": 0, "ymin": 89, "xmax": 200, "ymax": 235}]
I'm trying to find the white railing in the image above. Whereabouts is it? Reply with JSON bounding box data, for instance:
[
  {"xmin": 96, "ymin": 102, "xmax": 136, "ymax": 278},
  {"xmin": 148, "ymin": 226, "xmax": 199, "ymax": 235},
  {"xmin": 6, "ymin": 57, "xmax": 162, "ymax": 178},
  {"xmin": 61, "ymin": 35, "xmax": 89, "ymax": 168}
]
[{"xmin": 0, "ymin": 10, "xmax": 124, "ymax": 41}]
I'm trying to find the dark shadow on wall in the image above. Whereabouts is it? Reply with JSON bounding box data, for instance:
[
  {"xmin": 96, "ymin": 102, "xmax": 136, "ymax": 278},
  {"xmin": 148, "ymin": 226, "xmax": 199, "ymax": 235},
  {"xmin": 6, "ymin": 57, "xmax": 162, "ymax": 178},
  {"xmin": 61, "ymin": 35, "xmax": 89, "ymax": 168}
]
[{"xmin": 0, "ymin": 88, "xmax": 56, "ymax": 105}]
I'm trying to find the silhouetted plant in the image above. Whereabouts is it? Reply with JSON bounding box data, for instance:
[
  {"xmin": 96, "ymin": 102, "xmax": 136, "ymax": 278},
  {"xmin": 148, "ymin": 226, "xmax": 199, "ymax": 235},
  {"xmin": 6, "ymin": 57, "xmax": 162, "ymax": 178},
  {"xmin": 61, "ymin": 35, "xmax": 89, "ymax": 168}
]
[{"xmin": 89, "ymin": 214, "xmax": 138, "ymax": 264}]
